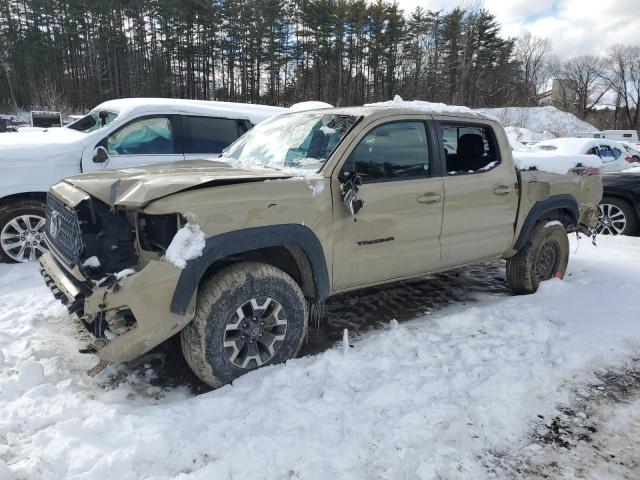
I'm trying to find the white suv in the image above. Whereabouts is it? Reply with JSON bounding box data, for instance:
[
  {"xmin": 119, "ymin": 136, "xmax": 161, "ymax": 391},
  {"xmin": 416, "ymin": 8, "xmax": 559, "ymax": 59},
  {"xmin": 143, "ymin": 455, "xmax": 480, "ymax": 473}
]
[{"xmin": 0, "ymin": 98, "xmax": 286, "ymax": 262}]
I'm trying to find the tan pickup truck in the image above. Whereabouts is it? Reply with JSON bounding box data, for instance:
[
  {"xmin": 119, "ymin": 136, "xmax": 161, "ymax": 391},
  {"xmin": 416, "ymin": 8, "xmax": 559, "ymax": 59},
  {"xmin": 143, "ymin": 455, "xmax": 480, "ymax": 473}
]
[{"xmin": 39, "ymin": 105, "xmax": 602, "ymax": 387}]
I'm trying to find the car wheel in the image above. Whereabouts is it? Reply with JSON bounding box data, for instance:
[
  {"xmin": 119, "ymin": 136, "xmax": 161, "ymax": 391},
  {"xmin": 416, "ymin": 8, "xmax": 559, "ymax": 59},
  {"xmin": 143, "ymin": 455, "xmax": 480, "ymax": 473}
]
[
  {"xmin": 506, "ymin": 222, "xmax": 569, "ymax": 295},
  {"xmin": 0, "ymin": 200, "xmax": 48, "ymax": 263},
  {"xmin": 597, "ymin": 196, "xmax": 639, "ymax": 236},
  {"xmin": 181, "ymin": 261, "xmax": 308, "ymax": 387}
]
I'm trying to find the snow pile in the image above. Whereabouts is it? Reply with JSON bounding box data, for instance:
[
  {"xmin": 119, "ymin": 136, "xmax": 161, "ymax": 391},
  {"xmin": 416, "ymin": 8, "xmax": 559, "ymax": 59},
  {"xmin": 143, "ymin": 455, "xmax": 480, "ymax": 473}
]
[
  {"xmin": 477, "ymin": 106, "xmax": 598, "ymax": 138},
  {"xmin": 513, "ymin": 151, "xmax": 602, "ymax": 174},
  {"xmin": 509, "ymin": 137, "xmax": 528, "ymax": 152},
  {"xmin": 81, "ymin": 256, "xmax": 100, "ymax": 268},
  {"xmin": 164, "ymin": 223, "xmax": 206, "ymax": 269},
  {"xmin": 367, "ymin": 95, "xmax": 492, "ymax": 119},
  {"xmin": 504, "ymin": 125, "xmax": 555, "ymax": 143},
  {"xmin": 1, "ymin": 237, "xmax": 640, "ymax": 479}
]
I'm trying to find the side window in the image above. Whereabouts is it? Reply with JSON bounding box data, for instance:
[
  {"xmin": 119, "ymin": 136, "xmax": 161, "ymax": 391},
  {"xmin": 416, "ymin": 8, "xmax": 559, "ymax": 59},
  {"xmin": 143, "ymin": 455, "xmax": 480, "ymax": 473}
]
[
  {"xmin": 441, "ymin": 124, "xmax": 499, "ymax": 174},
  {"xmin": 107, "ymin": 117, "xmax": 174, "ymax": 155},
  {"xmin": 343, "ymin": 121, "xmax": 430, "ymax": 183},
  {"xmin": 586, "ymin": 147, "xmax": 599, "ymax": 156},
  {"xmin": 184, "ymin": 116, "xmax": 240, "ymax": 154},
  {"xmin": 598, "ymin": 146, "xmax": 616, "ymax": 160}
]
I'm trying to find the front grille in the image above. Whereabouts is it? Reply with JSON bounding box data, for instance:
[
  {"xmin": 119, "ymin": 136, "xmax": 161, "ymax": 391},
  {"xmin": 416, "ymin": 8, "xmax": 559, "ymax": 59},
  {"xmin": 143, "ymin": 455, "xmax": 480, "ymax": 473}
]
[{"xmin": 45, "ymin": 193, "xmax": 83, "ymax": 265}]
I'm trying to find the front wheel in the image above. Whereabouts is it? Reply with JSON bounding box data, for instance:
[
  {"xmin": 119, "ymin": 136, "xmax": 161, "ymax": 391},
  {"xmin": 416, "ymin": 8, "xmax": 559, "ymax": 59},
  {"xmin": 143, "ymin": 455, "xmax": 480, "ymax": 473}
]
[
  {"xmin": 506, "ymin": 222, "xmax": 569, "ymax": 295},
  {"xmin": 0, "ymin": 200, "xmax": 48, "ymax": 263},
  {"xmin": 181, "ymin": 262, "xmax": 308, "ymax": 387}
]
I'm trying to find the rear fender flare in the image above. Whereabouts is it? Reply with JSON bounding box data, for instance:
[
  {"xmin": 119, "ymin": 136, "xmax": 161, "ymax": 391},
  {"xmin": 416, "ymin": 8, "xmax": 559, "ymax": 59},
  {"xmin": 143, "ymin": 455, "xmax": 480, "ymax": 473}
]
[
  {"xmin": 170, "ymin": 224, "xmax": 329, "ymax": 315},
  {"xmin": 513, "ymin": 194, "xmax": 579, "ymax": 252}
]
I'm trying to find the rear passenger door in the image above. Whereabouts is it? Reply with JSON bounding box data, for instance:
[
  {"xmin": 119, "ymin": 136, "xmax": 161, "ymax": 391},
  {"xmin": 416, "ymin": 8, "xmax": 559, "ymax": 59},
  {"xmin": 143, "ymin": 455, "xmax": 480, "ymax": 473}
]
[
  {"xmin": 181, "ymin": 116, "xmax": 248, "ymax": 160},
  {"xmin": 437, "ymin": 121, "xmax": 518, "ymax": 267},
  {"xmin": 332, "ymin": 119, "xmax": 444, "ymax": 290}
]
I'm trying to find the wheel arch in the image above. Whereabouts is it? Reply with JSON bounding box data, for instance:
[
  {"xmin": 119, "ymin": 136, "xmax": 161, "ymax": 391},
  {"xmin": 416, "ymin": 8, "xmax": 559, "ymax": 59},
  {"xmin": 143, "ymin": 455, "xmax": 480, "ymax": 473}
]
[
  {"xmin": 513, "ymin": 194, "xmax": 578, "ymax": 252},
  {"xmin": 170, "ymin": 224, "xmax": 330, "ymax": 315},
  {"xmin": 0, "ymin": 191, "xmax": 47, "ymax": 208}
]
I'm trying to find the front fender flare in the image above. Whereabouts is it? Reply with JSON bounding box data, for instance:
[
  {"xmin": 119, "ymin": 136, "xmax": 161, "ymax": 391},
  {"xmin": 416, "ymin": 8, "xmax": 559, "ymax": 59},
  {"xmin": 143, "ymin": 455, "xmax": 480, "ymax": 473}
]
[{"xmin": 170, "ymin": 224, "xmax": 330, "ymax": 315}]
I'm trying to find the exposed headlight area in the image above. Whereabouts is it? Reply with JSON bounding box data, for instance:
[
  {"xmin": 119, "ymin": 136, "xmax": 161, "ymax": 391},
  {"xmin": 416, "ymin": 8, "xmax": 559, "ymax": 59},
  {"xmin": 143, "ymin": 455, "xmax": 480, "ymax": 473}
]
[{"xmin": 137, "ymin": 213, "xmax": 180, "ymax": 253}]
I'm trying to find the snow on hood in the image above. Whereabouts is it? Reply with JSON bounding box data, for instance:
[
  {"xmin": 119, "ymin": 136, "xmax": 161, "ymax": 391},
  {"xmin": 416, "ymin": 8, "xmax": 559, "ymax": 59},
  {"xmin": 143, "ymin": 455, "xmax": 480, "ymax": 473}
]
[
  {"xmin": 365, "ymin": 95, "xmax": 494, "ymax": 120},
  {"xmin": 65, "ymin": 160, "xmax": 293, "ymax": 207},
  {"xmin": 0, "ymin": 127, "xmax": 84, "ymax": 150},
  {"xmin": 513, "ymin": 151, "xmax": 602, "ymax": 175}
]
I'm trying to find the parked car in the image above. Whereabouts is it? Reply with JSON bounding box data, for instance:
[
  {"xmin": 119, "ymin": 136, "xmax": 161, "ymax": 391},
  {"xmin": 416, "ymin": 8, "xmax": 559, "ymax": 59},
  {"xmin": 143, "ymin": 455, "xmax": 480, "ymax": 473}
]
[
  {"xmin": 39, "ymin": 104, "xmax": 602, "ymax": 387},
  {"xmin": 597, "ymin": 171, "xmax": 640, "ymax": 236},
  {"xmin": 617, "ymin": 141, "xmax": 640, "ymax": 163},
  {"xmin": 530, "ymin": 138, "xmax": 633, "ymax": 173},
  {"xmin": 0, "ymin": 98, "xmax": 287, "ymax": 263}
]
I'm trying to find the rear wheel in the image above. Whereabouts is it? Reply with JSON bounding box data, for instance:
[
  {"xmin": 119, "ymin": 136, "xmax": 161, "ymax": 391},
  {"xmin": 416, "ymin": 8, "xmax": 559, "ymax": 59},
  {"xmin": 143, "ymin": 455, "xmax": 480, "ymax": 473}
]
[
  {"xmin": 597, "ymin": 196, "xmax": 639, "ymax": 236},
  {"xmin": 0, "ymin": 200, "xmax": 48, "ymax": 263},
  {"xmin": 506, "ymin": 222, "xmax": 569, "ymax": 295},
  {"xmin": 181, "ymin": 262, "xmax": 308, "ymax": 387}
]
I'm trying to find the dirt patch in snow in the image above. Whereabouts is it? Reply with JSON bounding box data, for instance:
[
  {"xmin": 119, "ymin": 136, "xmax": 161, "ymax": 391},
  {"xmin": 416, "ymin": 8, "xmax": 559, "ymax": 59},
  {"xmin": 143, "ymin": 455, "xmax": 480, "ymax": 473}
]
[{"xmin": 489, "ymin": 361, "xmax": 640, "ymax": 479}]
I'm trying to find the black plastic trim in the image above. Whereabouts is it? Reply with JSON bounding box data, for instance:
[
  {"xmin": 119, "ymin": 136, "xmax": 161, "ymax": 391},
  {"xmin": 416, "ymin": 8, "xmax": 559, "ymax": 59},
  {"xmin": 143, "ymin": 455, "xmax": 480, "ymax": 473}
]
[
  {"xmin": 170, "ymin": 224, "xmax": 330, "ymax": 315},
  {"xmin": 513, "ymin": 194, "xmax": 579, "ymax": 251}
]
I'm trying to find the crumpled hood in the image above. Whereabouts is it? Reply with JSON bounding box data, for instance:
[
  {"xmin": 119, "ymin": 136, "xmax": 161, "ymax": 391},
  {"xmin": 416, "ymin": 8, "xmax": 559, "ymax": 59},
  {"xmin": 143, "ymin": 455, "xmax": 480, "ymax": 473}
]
[
  {"xmin": 0, "ymin": 127, "xmax": 85, "ymax": 162},
  {"xmin": 65, "ymin": 160, "xmax": 294, "ymax": 207}
]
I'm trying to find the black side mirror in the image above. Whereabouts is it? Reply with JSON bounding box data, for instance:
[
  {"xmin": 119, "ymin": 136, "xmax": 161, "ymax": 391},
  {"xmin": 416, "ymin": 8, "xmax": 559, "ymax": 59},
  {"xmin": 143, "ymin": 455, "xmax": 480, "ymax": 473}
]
[
  {"xmin": 340, "ymin": 171, "xmax": 365, "ymax": 216},
  {"xmin": 93, "ymin": 146, "xmax": 109, "ymax": 164}
]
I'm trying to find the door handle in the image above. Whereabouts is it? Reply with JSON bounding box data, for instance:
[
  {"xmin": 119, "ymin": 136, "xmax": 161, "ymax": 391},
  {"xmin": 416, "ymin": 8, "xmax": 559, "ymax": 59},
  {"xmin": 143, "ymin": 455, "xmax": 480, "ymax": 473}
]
[
  {"xmin": 417, "ymin": 193, "xmax": 442, "ymax": 204},
  {"xmin": 492, "ymin": 185, "xmax": 510, "ymax": 196}
]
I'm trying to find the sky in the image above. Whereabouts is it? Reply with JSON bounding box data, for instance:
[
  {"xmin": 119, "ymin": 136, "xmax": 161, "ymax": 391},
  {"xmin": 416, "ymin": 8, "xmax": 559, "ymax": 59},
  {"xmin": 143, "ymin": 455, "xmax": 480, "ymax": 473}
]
[{"xmin": 395, "ymin": 0, "xmax": 640, "ymax": 58}]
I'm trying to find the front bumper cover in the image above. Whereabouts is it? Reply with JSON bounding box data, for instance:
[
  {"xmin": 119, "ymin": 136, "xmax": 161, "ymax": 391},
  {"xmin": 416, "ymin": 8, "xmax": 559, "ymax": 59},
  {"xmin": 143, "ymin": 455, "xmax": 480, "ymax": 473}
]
[{"xmin": 39, "ymin": 252, "xmax": 195, "ymax": 362}]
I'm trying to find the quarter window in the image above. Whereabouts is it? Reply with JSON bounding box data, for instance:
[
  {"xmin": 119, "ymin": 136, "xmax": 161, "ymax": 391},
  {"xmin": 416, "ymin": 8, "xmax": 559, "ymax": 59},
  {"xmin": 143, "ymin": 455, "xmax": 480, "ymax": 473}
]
[
  {"xmin": 107, "ymin": 117, "xmax": 174, "ymax": 155},
  {"xmin": 343, "ymin": 121, "xmax": 430, "ymax": 183},
  {"xmin": 442, "ymin": 124, "xmax": 499, "ymax": 174},
  {"xmin": 184, "ymin": 116, "xmax": 240, "ymax": 154}
]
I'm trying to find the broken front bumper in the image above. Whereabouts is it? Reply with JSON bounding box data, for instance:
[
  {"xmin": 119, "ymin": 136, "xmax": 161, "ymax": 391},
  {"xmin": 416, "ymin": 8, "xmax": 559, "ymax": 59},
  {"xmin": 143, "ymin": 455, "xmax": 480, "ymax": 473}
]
[{"xmin": 39, "ymin": 252, "xmax": 195, "ymax": 362}]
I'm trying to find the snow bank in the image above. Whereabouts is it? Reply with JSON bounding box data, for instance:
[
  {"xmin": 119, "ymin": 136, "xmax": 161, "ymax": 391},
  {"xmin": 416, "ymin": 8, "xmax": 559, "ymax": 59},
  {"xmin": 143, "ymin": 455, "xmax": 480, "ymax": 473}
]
[
  {"xmin": 513, "ymin": 151, "xmax": 602, "ymax": 174},
  {"xmin": 1, "ymin": 236, "xmax": 639, "ymax": 479},
  {"xmin": 164, "ymin": 223, "xmax": 206, "ymax": 269},
  {"xmin": 476, "ymin": 106, "xmax": 598, "ymax": 138},
  {"xmin": 623, "ymin": 166, "xmax": 640, "ymax": 173},
  {"xmin": 366, "ymin": 95, "xmax": 492, "ymax": 119},
  {"xmin": 504, "ymin": 125, "xmax": 554, "ymax": 143}
]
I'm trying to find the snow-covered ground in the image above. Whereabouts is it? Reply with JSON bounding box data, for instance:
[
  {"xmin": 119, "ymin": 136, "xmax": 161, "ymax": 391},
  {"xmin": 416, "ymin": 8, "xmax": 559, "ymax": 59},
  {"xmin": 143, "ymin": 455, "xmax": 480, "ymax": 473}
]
[{"xmin": 1, "ymin": 236, "xmax": 639, "ymax": 479}]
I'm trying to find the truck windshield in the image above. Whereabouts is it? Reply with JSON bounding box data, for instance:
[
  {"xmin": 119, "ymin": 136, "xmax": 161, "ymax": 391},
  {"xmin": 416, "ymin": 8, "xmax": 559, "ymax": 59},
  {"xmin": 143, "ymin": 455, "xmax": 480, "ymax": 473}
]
[
  {"xmin": 221, "ymin": 112, "xmax": 358, "ymax": 172},
  {"xmin": 67, "ymin": 110, "xmax": 118, "ymax": 133}
]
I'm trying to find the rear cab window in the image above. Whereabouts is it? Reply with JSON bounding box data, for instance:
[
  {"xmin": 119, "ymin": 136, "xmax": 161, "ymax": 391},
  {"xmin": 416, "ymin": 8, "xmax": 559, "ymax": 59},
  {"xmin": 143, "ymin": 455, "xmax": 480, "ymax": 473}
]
[{"xmin": 440, "ymin": 123, "xmax": 500, "ymax": 175}]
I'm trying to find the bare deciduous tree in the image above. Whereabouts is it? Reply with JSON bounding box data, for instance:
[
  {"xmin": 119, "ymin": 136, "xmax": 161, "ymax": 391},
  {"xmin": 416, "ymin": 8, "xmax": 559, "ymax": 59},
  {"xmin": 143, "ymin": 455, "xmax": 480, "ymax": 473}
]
[
  {"xmin": 557, "ymin": 55, "xmax": 608, "ymax": 119},
  {"xmin": 514, "ymin": 32, "xmax": 555, "ymax": 106}
]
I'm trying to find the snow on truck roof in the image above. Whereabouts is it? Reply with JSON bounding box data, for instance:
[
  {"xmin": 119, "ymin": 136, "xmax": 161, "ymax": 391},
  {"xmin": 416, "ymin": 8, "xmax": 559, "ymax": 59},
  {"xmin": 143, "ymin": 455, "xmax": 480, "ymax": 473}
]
[
  {"xmin": 92, "ymin": 98, "xmax": 289, "ymax": 124},
  {"xmin": 293, "ymin": 96, "xmax": 496, "ymax": 120}
]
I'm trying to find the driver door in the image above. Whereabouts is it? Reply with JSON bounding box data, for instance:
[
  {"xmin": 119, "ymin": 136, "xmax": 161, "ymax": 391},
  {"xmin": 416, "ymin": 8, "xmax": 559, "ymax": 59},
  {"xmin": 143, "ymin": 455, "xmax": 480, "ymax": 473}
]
[
  {"xmin": 332, "ymin": 119, "xmax": 444, "ymax": 291},
  {"xmin": 81, "ymin": 115, "xmax": 184, "ymax": 172}
]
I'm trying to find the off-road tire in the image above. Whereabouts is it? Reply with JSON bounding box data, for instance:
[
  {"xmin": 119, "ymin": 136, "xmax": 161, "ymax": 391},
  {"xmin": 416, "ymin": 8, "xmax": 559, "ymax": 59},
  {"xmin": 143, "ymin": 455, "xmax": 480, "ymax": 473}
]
[
  {"xmin": 506, "ymin": 222, "xmax": 569, "ymax": 295},
  {"xmin": 598, "ymin": 196, "xmax": 639, "ymax": 236},
  {"xmin": 181, "ymin": 262, "xmax": 308, "ymax": 387},
  {"xmin": 0, "ymin": 199, "xmax": 47, "ymax": 263}
]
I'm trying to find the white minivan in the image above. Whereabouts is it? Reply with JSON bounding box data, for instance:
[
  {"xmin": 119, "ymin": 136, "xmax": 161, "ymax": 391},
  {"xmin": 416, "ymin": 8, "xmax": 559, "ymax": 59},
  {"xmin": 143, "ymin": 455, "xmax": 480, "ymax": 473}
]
[{"xmin": 0, "ymin": 98, "xmax": 287, "ymax": 262}]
